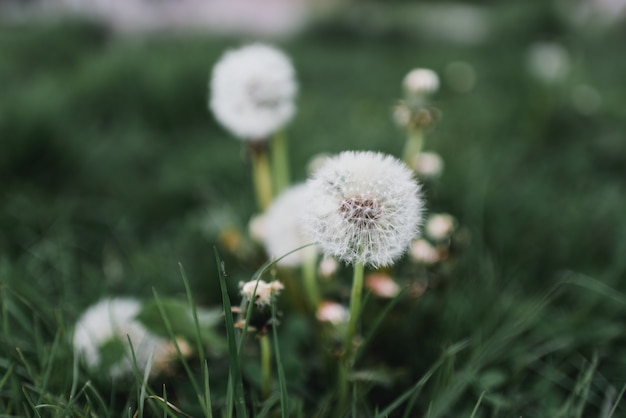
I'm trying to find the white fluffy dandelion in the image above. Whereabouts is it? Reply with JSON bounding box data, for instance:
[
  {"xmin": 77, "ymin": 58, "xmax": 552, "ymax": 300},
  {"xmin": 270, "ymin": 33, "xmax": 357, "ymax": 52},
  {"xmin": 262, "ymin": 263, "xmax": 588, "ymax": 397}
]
[
  {"xmin": 72, "ymin": 298, "xmax": 170, "ymax": 380},
  {"xmin": 304, "ymin": 151, "xmax": 424, "ymax": 268},
  {"xmin": 425, "ymin": 213, "xmax": 457, "ymax": 241},
  {"xmin": 261, "ymin": 183, "xmax": 317, "ymax": 267},
  {"xmin": 210, "ymin": 43, "xmax": 297, "ymax": 140}
]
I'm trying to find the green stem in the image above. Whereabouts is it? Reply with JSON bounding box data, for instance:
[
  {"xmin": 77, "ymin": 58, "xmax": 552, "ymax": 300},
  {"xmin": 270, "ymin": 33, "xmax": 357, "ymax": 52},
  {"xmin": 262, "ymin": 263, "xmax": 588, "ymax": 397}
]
[
  {"xmin": 260, "ymin": 334, "xmax": 272, "ymax": 399},
  {"xmin": 402, "ymin": 128, "xmax": 424, "ymax": 166},
  {"xmin": 302, "ymin": 255, "xmax": 321, "ymax": 311},
  {"xmin": 271, "ymin": 130, "xmax": 291, "ymax": 195},
  {"xmin": 338, "ymin": 261, "xmax": 365, "ymax": 412},
  {"xmin": 250, "ymin": 141, "xmax": 274, "ymax": 211}
]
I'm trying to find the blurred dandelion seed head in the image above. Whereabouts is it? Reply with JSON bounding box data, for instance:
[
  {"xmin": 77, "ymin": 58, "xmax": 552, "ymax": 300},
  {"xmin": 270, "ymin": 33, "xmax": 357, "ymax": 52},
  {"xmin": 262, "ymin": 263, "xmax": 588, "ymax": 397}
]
[
  {"xmin": 426, "ymin": 213, "xmax": 457, "ymax": 241},
  {"xmin": 72, "ymin": 298, "xmax": 170, "ymax": 379},
  {"xmin": 410, "ymin": 238, "xmax": 440, "ymax": 265},
  {"xmin": 403, "ymin": 68, "xmax": 440, "ymax": 97},
  {"xmin": 411, "ymin": 151, "xmax": 444, "ymax": 179},
  {"xmin": 210, "ymin": 43, "xmax": 297, "ymax": 139},
  {"xmin": 304, "ymin": 151, "xmax": 423, "ymax": 268},
  {"xmin": 316, "ymin": 301, "xmax": 349, "ymax": 325},
  {"xmin": 262, "ymin": 184, "xmax": 317, "ymax": 267},
  {"xmin": 366, "ymin": 273, "xmax": 401, "ymax": 298}
]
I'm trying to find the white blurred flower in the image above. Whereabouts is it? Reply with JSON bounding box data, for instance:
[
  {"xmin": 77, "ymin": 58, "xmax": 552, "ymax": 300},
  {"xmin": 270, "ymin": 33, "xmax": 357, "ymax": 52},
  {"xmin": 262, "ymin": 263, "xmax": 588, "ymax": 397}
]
[
  {"xmin": 403, "ymin": 68, "xmax": 440, "ymax": 97},
  {"xmin": 210, "ymin": 43, "xmax": 297, "ymax": 140},
  {"xmin": 392, "ymin": 103, "xmax": 412, "ymax": 128},
  {"xmin": 316, "ymin": 301, "xmax": 349, "ymax": 325},
  {"xmin": 425, "ymin": 213, "xmax": 457, "ymax": 241},
  {"xmin": 240, "ymin": 279, "xmax": 284, "ymax": 307},
  {"xmin": 261, "ymin": 184, "xmax": 317, "ymax": 267},
  {"xmin": 366, "ymin": 273, "xmax": 401, "ymax": 298},
  {"xmin": 73, "ymin": 298, "xmax": 170, "ymax": 380},
  {"xmin": 527, "ymin": 42, "xmax": 571, "ymax": 84},
  {"xmin": 304, "ymin": 151, "xmax": 424, "ymax": 268},
  {"xmin": 409, "ymin": 239, "xmax": 440, "ymax": 265},
  {"xmin": 411, "ymin": 151, "xmax": 444, "ymax": 179}
]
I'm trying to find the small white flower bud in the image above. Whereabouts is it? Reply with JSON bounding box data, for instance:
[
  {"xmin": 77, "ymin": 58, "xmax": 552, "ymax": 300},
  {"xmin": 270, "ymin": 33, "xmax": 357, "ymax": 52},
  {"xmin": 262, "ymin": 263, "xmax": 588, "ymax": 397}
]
[
  {"xmin": 365, "ymin": 273, "xmax": 401, "ymax": 298},
  {"xmin": 240, "ymin": 280, "xmax": 284, "ymax": 307},
  {"xmin": 403, "ymin": 68, "xmax": 440, "ymax": 97},
  {"xmin": 411, "ymin": 151, "xmax": 444, "ymax": 179},
  {"xmin": 410, "ymin": 239, "xmax": 440, "ymax": 265},
  {"xmin": 319, "ymin": 256, "xmax": 339, "ymax": 279},
  {"xmin": 316, "ymin": 301, "xmax": 349, "ymax": 325},
  {"xmin": 425, "ymin": 213, "xmax": 457, "ymax": 241}
]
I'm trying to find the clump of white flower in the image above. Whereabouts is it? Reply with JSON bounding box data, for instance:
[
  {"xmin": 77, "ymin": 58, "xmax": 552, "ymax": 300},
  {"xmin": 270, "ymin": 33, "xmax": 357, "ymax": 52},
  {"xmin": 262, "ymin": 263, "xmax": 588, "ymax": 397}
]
[
  {"xmin": 210, "ymin": 43, "xmax": 297, "ymax": 140},
  {"xmin": 261, "ymin": 184, "xmax": 317, "ymax": 267},
  {"xmin": 73, "ymin": 298, "xmax": 170, "ymax": 380},
  {"xmin": 403, "ymin": 68, "xmax": 440, "ymax": 97},
  {"xmin": 411, "ymin": 151, "xmax": 444, "ymax": 179},
  {"xmin": 425, "ymin": 213, "xmax": 457, "ymax": 241},
  {"xmin": 304, "ymin": 151, "xmax": 424, "ymax": 268},
  {"xmin": 240, "ymin": 279, "xmax": 284, "ymax": 307}
]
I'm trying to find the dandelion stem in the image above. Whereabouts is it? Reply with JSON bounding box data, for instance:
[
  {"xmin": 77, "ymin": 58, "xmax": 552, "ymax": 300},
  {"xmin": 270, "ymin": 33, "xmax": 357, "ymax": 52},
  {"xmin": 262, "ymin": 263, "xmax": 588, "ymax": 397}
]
[
  {"xmin": 338, "ymin": 261, "xmax": 365, "ymax": 411},
  {"xmin": 250, "ymin": 141, "xmax": 274, "ymax": 211},
  {"xmin": 259, "ymin": 334, "xmax": 272, "ymax": 399},
  {"xmin": 402, "ymin": 128, "xmax": 424, "ymax": 166},
  {"xmin": 271, "ymin": 130, "xmax": 291, "ymax": 195},
  {"xmin": 302, "ymin": 255, "xmax": 321, "ymax": 311}
]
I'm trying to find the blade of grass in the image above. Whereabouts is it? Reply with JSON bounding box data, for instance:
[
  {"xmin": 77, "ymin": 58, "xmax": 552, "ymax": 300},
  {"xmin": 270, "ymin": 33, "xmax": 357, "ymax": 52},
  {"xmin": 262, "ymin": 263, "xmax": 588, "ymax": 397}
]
[
  {"xmin": 354, "ymin": 288, "xmax": 406, "ymax": 365},
  {"xmin": 372, "ymin": 339, "xmax": 469, "ymax": 418},
  {"xmin": 152, "ymin": 289, "xmax": 211, "ymax": 417},
  {"xmin": 179, "ymin": 262, "xmax": 213, "ymax": 418},
  {"xmin": 607, "ymin": 383, "xmax": 626, "ymax": 418},
  {"xmin": 271, "ymin": 301, "xmax": 289, "ymax": 418},
  {"xmin": 469, "ymin": 391, "xmax": 485, "ymax": 418},
  {"xmin": 215, "ymin": 248, "xmax": 248, "ymax": 418}
]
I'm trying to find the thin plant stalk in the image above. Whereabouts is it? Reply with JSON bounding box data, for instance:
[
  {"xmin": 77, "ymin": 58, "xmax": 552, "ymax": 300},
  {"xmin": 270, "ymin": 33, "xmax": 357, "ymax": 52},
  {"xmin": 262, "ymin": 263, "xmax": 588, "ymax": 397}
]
[
  {"xmin": 302, "ymin": 254, "xmax": 321, "ymax": 311},
  {"xmin": 260, "ymin": 334, "xmax": 272, "ymax": 399},
  {"xmin": 402, "ymin": 128, "xmax": 424, "ymax": 165},
  {"xmin": 271, "ymin": 130, "xmax": 291, "ymax": 195},
  {"xmin": 338, "ymin": 261, "xmax": 365, "ymax": 411},
  {"xmin": 250, "ymin": 141, "xmax": 274, "ymax": 211}
]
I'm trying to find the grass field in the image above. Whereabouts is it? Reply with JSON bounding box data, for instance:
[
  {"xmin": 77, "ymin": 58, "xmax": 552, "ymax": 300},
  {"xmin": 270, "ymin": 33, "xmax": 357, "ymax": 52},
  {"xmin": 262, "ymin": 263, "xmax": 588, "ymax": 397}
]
[{"xmin": 1, "ymin": 5, "xmax": 626, "ymax": 416}]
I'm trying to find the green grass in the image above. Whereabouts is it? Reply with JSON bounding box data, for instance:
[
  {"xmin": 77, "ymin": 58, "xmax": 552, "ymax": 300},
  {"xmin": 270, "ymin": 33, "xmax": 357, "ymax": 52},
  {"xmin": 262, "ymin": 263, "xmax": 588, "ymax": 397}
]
[{"xmin": 1, "ymin": 6, "xmax": 626, "ymax": 416}]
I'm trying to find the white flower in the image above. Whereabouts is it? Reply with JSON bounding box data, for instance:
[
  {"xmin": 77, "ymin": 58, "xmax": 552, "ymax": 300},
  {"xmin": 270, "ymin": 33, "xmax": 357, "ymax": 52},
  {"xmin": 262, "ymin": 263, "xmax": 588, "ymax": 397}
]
[
  {"xmin": 403, "ymin": 68, "xmax": 440, "ymax": 97},
  {"xmin": 304, "ymin": 151, "xmax": 424, "ymax": 268},
  {"xmin": 425, "ymin": 213, "xmax": 456, "ymax": 241},
  {"xmin": 409, "ymin": 238, "xmax": 440, "ymax": 265},
  {"xmin": 73, "ymin": 298, "xmax": 170, "ymax": 379},
  {"xmin": 261, "ymin": 184, "xmax": 317, "ymax": 267},
  {"xmin": 248, "ymin": 213, "xmax": 267, "ymax": 244},
  {"xmin": 240, "ymin": 280, "xmax": 284, "ymax": 306},
  {"xmin": 411, "ymin": 151, "xmax": 444, "ymax": 179},
  {"xmin": 210, "ymin": 43, "xmax": 297, "ymax": 140}
]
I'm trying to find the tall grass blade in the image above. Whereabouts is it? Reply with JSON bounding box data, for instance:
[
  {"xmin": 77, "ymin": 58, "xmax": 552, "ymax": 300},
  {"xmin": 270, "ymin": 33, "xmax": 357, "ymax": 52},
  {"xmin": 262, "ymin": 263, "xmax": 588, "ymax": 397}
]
[
  {"xmin": 271, "ymin": 302, "xmax": 288, "ymax": 418},
  {"xmin": 179, "ymin": 262, "xmax": 213, "ymax": 417},
  {"xmin": 214, "ymin": 248, "xmax": 248, "ymax": 418}
]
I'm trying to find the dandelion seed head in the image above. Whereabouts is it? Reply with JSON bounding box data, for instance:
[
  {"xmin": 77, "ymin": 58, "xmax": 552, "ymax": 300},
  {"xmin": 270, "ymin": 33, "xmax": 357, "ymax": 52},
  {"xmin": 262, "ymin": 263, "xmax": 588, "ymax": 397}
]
[
  {"xmin": 262, "ymin": 184, "xmax": 317, "ymax": 267},
  {"xmin": 72, "ymin": 298, "xmax": 170, "ymax": 380},
  {"xmin": 304, "ymin": 151, "xmax": 424, "ymax": 268},
  {"xmin": 210, "ymin": 43, "xmax": 297, "ymax": 139},
  {"xmin": 425, "ymin": 213, "xmax": 457, "ymax": 241}
]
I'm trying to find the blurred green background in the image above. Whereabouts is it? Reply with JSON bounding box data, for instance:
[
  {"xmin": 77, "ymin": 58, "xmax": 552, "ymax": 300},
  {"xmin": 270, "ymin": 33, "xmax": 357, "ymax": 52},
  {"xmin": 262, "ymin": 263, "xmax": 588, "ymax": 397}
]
[{"xmin": 1, "ymin": 2, "xmax": 626, "ymax": 415}]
